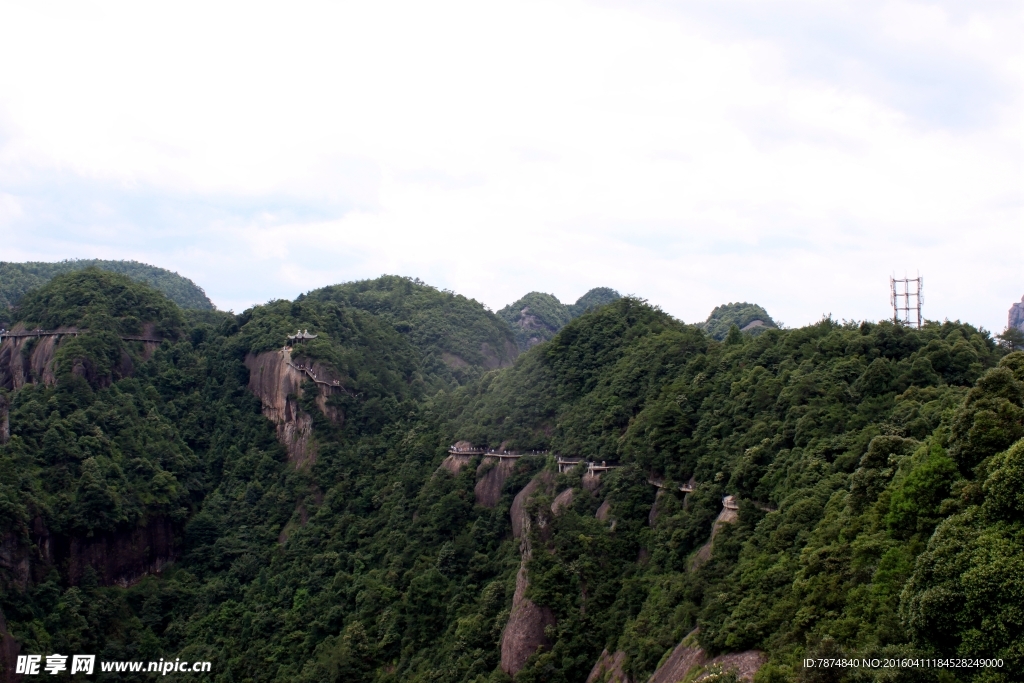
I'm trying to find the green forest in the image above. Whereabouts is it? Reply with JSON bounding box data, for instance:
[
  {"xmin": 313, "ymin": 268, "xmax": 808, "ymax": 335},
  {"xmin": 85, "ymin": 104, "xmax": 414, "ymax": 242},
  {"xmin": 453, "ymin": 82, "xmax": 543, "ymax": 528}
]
[
  {"xmin": 1, "ymin": 270, "xmax": 1021, "ymax": 683},
  {"xmin": 498, "ymin": 288, "xmax": 620, "ymax": 349},
  {"xmin": 0, "ymin": 260, "xmax": 215, "ymax": 316}
]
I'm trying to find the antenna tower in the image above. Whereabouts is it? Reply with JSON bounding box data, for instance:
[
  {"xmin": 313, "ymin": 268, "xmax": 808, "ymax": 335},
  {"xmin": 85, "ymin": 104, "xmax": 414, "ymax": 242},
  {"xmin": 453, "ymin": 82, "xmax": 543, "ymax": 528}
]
[{"xmin": 890, "ymin": 275, "xmax": 923, "ymax": 328}]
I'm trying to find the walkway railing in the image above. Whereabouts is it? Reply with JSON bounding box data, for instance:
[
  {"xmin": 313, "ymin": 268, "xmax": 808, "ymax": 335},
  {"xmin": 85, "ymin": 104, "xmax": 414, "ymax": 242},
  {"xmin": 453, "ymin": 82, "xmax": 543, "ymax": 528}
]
[
  {"xmin": 648, "ymin": 478, "xmax": 696, "ymax": 493},
  {"xmin": 287, "ymin": 361, "xmax": 360, "ymax": 398},
  {"xmin": 0, "ymin": 328, "xmax": 163, "ymax": 343}
]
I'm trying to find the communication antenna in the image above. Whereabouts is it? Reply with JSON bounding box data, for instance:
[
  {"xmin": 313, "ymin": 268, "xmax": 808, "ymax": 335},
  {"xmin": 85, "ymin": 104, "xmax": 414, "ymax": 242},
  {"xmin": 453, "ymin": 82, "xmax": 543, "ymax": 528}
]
[{"xmin": 890, "ymin": 274, "xmax": 923, "ymax": 328}]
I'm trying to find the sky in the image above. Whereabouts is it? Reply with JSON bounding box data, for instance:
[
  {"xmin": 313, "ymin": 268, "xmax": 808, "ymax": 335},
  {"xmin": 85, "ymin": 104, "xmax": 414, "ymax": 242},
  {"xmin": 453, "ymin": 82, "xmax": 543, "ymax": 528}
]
[{"xmin": 1, "ymin": 0, "xmax": 1021, "ymax": 331}]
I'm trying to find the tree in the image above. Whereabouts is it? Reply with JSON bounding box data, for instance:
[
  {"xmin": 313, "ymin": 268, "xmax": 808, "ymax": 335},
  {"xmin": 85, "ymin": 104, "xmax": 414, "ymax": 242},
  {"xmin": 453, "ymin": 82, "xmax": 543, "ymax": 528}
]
[{"xmin": 997, "ymin": 326, "xmax": 1024, "ymax": 351}]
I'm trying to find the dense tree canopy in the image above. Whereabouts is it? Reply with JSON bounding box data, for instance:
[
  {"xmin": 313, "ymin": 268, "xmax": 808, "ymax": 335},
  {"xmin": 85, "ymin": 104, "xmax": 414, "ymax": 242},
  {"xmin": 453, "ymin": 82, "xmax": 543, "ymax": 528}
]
[
  {"xmin": 0, "ymin": 260, "xmax": 214, "ymax": 315},
  {"xmin": 497, "ymin": 288, "xmax": 621, "ymax": 350},
  {"xmin": 702, "ymin": 302, "xmax": 778, "ymax": 340},
  {"xmin": 1, "ymin": 272, "xmax": 1019, "ymax": 683}
]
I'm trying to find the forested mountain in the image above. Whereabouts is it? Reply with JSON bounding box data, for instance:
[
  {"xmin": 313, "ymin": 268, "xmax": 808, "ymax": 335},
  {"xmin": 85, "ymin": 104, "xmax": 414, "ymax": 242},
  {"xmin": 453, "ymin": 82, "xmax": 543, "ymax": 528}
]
[
  {"xmin": 701, "ymin": 302, "xmax": 778, "ymax": 340},
  {"xmin": 498, "ymin": 288, "xmax": 620, "ymax": 349},
  {"xmin": 1, "ymin": 271, "xmax": 1021, "ymax": 683},
  {"xmin": 0, "ymin": 259, "xmax": 215, "ymax": 315}
]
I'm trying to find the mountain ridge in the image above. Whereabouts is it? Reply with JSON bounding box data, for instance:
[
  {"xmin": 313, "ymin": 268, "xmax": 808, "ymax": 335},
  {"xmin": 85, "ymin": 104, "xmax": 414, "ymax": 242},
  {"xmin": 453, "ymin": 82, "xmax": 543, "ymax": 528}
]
[
  {"xmin": 0, "ymin": 270, "xmax": 1020, "ymax": 683},
  {"xmin": 0, "ymin": 259, "xmax": 215, "ymax": 315},
  {"xmin": 497, "ymin": 287, "xmax": 621, "ymax": 350}
]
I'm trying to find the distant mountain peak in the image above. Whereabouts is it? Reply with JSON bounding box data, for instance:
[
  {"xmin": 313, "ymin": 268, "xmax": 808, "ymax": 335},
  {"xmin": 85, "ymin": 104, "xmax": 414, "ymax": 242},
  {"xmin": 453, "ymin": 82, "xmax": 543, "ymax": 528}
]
[
  {"xmin": 498, "ymin": 287, "xmax": 621, "ymax": 349},
  {"xmin": 0, "ymin": 259, "xmax": 214, "ymax": 314},
  {"xmin": 1010, "ymin": 294, "xmax": 1024, "ymax": 332},
  {"xmin": 702, "ymin": 301, "xmax": 777, "ymax": 340}
]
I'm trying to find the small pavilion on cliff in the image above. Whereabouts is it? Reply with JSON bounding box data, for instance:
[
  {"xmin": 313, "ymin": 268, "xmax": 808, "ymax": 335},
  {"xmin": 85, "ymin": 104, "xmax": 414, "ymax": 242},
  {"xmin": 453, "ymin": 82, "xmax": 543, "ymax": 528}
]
[{"xmin": 287, "ymin": 329, "xmax": 318, "ymax": 345}]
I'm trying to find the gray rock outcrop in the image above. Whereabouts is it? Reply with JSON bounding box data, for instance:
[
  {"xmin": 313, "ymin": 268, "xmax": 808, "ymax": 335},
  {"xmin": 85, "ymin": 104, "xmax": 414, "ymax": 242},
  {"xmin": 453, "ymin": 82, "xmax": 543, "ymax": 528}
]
[
  {"xmin": 0, "ymin": 394, "xmax": 8, "ymax": 445},
  {"xmin": 501, "ymin": 471, "xmax": 557, "ymax": 676},
  {"xmin": 586, "ymin": 649, "xmax": 630, "ymax": 683},
  {"xmin": 649, "ymin": 630, "xmax": 766, "ymax": 682},
  {"xmin": 245, "ymin": 348, "xmax": 345, "ymax": 467},
  {"xmin": 1010, "ymin": 295, "xmax": 1024, "ymax": 332}
]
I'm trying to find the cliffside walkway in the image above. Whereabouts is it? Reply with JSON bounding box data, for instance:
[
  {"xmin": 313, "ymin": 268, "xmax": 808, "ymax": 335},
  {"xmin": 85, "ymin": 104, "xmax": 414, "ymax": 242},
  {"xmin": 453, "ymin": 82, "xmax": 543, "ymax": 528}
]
[
  {"xmin": 0, "ymin": 328, "xmax": 164, "ymax": 343},
  {"xmin": 557, "ymin": 457, "xmax": 619, "ymax": 475},
  {"xmin": 286, "ymin": 360, "xmax": 360, "ymax": 398},
  {"xmin": 649, "ymin": 478, "xmax": 696, "ymax": 493},
  {"xmin": 448, "ymin": 447, "xmax": 548, "ymax": 460},
  {"xmin": 446, "ymin": 448, "xmax": 621, "ymax": 476}
]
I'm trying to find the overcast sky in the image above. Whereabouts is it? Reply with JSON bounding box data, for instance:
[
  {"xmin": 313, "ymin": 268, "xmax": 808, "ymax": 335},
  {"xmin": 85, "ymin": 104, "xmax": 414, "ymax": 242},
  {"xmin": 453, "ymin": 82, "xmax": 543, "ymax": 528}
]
[{"xmin": 1, "ymin": 0, "xmax": 1021, "ymax": 331}]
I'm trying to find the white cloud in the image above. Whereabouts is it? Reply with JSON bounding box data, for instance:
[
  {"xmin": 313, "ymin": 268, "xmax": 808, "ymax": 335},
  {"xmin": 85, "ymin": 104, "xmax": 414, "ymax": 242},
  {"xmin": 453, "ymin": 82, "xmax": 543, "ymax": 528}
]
[{"xmin": 0, "ymin": 0, "xmax": 1021, "ymax": 330}]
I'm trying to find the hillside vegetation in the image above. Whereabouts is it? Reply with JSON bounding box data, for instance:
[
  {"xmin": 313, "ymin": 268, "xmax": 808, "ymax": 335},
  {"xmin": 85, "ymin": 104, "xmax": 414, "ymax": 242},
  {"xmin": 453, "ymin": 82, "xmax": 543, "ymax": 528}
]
[
  {"xmin": 498, "ymin": 287, "xmax": 620, "ymax": 349},
  {"xmin": 1, "ymin": 273, "xmax": 1021, "ymax": 683},
  {"xmin": 0, "ymin": 259, "xmax": 215, "ymax": 315},
  {"xmin": 701, "ymin": 302, "xmax": 778, "ymax": 340}
]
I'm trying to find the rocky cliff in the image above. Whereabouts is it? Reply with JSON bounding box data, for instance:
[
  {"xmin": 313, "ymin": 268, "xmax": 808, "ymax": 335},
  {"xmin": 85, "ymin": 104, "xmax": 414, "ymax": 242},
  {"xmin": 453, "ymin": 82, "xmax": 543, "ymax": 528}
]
[
  {"xmin": 1011, "ymin": 295, "xmax": 1024, "ymax": 332},
  {"xmin": 497, "ymin": 288, "xmax": 621, "ymax": 350},
  {"xmin": 0, "ymin": 516, "xmax": 177, "ymax": 591},
  {"xmin": 0, "ymin": 394, "xmax": 8, "ymax": 445},
  {"xmin": 0, "ymin": 326, "xmax": 69, "ymax": 390},
  {"xmin": 63, "ymin": 518, "xmax": 178, "ymax": 587},
  {"xmin": 500, "ymin": 471, "xmax": 557, "ymax": 676},
  {"xmin": 690, "ymin": 496, "xmax": 739, "ymax": 571},
  {"xmin": 586, "ymin": 649, "xmax": 630, "ymax": 683},
  {"xmin": 245, "ymin": 348, "xmax": 345, "ymax": 467},
  {"xmin": 646, "ymin": 630, "xmax": 765, "ymax": 683},
  {"xmin": 0, "ymin": 325, "xmax": 161, "ymax": 392},
  {"xmin": 0, "ymin": 607, "xmax": 22, "ymax": 683},
  {"xmin": 474, "ymin": 457, "xmax": 518, "ymax": 507}
]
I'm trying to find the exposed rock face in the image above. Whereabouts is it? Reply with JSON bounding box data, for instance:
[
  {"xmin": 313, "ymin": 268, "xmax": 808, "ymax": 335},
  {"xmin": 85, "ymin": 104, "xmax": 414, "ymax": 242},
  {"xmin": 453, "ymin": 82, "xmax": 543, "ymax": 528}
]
[
  {"xmin": 1011, "ymin": 295, "xmax": 1024, "ymax": 332},
  {"xmin": 480, "ymin": 341, "xmax": 518, "ymax": 370},
  {"xmin": 0, "ymin": 517, "xmax": 176, "ymax": 590},
  {"xmin": 63, "ymin": 518, "xmax": 177, "ymax": 587},
  {"xmin": 0, "ymin": 607, "xmax": 23, "ymax": 683},
  {"xmin": 510, "ymin": 472, "xmax": 553, "ymax": 539},
  {"xmin": 514, "ymin": 307, "xmax": 559, "ymax": 349},
  {"xmin": 649, "ymin": 631, "xmax": 766, "ymax": 682},
  {"xmin": 0, "ymin": 532, "xmax": 31, "ymax": 590},
  {"xmin": 551, "ymin": 488, "xmax": 574, "ymax": 515},
  {"xmin": 474, "ymin": 457, "xmax": 517, "ymax": 508},
  {"xmin": 501, "ymin": 549, "xmax": 557, "ymax": 676},
  {"xmin": 690, "ymin": 499, "xmax": 740, "ymax": 571},
  {"xmin": 441, "ymin": 352, "xmax": 469, "ymax": 369},
  {"xmin": 596, "ymin": 499, "xmax": 612, "ymax": 521},
  {"xmin": 0, "ymin": 325, "xmax": 157, "ymax": 391},
  {"xmin": 501, "ymin": 472, "xmax": 558, "ymax": 676},
  {"xmin": 704, "ymin": 651, "xmax": 768, "ymax": 681},
  {"xmin": 649, "ymin": 489, "xmax": 664, "ymax": 526},
  {"xmin": 439, "ymin": 454, "xmax": 473, "ymax": 476},
  {"xmin": 0, "ymin": 394, "xmax": 8, "ymax": 445},
  {"xmin": 245, "ymin": 348, "xmax": 344, "ymax": 467},
  {"xmin": 649, "ymin": 635, "xmax": 704, "ymax": 683},
  {"xmin": 0, "ymin": 326, "xmax": 69, "ymax": 390},
  {"xmin": 586, "ymin": 649, "xmax": 630, "ymax": 683}
]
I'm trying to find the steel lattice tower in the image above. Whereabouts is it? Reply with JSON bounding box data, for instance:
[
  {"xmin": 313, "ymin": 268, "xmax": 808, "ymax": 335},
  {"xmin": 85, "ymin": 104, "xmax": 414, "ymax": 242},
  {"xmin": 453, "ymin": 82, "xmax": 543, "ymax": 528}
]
[{"xmin": 890, "ymin": 275, "xmax": 923, "ymax": 328}]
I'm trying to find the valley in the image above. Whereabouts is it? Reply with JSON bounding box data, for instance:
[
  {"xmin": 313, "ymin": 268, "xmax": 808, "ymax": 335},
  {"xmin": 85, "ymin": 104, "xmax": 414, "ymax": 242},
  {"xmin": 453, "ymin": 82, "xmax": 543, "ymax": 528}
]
[{"xmin": 0, "ymin": 266, "xmax": 1021, "ymax": 683}]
